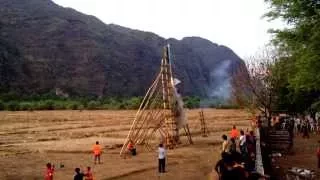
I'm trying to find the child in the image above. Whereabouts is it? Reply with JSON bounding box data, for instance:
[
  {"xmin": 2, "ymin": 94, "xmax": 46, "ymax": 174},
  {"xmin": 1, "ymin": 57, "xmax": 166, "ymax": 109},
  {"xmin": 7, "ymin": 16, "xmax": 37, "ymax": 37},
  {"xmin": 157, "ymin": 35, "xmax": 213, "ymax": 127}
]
[
  {"xmin": 92, "ymin": 141, "xmax": 102, "ymax": 164},
  {"xmin": 158, "ymin": 144, "xmax": 166, "ymax": 173},
  {"xmin": 74, "ymin": 168, "xmax": 84, "ymax": 180},
  {"xmin": 45, "ymin": 163, "xmax": 54, "ymax": 180},
  {"xmin": 85, "ymin": 167, "xmax": 94, "ymax": 180}
]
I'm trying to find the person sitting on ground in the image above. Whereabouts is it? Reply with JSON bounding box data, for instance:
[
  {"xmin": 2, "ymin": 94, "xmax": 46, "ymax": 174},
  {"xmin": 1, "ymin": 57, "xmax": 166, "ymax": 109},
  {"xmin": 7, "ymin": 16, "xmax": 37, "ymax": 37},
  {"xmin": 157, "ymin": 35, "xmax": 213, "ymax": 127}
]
[
  {"xmin": 221, "ymin": 134, "xmax": 229, "ymax": 153},
  {"xmin": 84, "ymin": 167, "xmax": 93, "ymax": 180},
  {"xmin": 45, "ymin": 163, "xmax": 54, "ymax": 180},
  {"xmin": 74, "ymin": 168, "xmax": 85, "ymax": 180},
  {"xmin": 92, "ymin": 141, "xmax": 102, "ymax": 164},
  {"xmin": 229, "ymin": 138, "xmax": 237, "ymax": 154},
  {"xmin": 158, "ymin": 143, "xmax": 166, "ymax": 173},
  {"xmin": 127, "ymin": 140, "xmax": 137, "ymax": 156},
  {"xmin": 230, "ymin": 125, "xmax": 240, "ymax": 139},
  {"xmin": 214, "ymin": 152, "xmax": 228, "ymax": 180}
]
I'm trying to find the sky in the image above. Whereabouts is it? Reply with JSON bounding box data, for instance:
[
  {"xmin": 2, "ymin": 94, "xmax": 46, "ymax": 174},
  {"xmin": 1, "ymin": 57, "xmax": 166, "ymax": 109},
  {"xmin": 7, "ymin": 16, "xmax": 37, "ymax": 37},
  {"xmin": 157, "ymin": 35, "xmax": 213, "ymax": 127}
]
[{"xmin": 52, "ymin": 0, "xmax": 285, "ymax": 59}]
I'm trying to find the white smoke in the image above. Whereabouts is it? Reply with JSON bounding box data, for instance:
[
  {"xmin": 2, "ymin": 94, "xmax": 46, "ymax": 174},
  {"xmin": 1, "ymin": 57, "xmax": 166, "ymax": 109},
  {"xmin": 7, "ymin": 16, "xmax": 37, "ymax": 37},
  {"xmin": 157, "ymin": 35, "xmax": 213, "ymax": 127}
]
[
  {"xmin": 200, "ymin": 60, "xmax": 232, "ymax": 108},
  {"xmin": 208, "ymin": 59, "xmax": 232, "ymax": 99}
]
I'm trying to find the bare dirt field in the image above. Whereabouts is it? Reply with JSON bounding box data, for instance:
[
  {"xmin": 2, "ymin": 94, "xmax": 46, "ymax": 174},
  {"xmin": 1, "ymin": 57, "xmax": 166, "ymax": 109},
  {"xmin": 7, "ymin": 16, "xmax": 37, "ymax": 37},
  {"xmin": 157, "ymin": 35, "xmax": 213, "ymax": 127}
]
[
  {"xmin": 0, "ymin": 109, "xmax": 251, "ymax": 180},
  {"xmin": 277, "ymin": 133, "xmax": 320, "ymax": 178}
]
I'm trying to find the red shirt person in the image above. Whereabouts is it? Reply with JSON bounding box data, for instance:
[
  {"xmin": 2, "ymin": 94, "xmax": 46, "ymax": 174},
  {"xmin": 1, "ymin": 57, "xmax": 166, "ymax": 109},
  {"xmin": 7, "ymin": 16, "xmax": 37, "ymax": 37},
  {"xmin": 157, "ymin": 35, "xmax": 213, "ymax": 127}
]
[
  {"xmin": 230, "ymin": 125, "xmax": 240, "ymax": 139},
  {"xmin": 85, "ymin": 166, "xmax": 94, "ymax": 180},
  {"xmin": 45, "ymin": 163, "xmax": 54, "ymax": 180}
]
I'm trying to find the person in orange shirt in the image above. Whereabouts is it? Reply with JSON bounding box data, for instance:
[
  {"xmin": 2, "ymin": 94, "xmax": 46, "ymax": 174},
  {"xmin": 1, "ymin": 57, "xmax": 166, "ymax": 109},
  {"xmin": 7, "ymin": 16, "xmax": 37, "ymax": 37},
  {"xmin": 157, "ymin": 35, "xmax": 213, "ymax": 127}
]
[
  {"xmin": 92, "ymin": 141, "xmax": 102, "ymax": 164},
  {"xmin": 230, "ymin": 125, "xmax": 240, "ymax": 139},
  {"xmin": 45, "ymin": 163, "xmax": 54, "ymax": 180}
]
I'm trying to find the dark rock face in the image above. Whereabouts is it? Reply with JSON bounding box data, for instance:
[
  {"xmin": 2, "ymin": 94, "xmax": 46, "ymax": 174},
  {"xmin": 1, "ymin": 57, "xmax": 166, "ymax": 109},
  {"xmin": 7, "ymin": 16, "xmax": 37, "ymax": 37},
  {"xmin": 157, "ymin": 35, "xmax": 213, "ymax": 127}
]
[{"xmin": 0, "ymin": 0, "xmax": 245, "ymax": 97}]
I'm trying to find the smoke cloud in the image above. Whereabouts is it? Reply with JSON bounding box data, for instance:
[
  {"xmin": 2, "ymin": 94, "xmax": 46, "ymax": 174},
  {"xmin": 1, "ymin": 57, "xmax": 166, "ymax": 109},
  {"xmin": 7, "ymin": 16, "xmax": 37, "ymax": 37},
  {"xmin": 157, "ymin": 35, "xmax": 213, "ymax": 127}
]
[
  {"xmin": 200, "ymin": 60, "xmax": 232, "ymax": 108},
  {"xmin": 208, "ymin": 60, "xmax": 232, "ymax": 99}
]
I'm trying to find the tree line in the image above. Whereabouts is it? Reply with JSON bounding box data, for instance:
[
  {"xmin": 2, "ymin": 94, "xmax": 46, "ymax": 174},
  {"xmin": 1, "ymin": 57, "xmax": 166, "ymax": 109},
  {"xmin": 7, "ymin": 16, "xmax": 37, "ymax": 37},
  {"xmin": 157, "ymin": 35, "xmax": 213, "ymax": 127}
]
[{"xmin": 0, "ymin": 92, "xmax": 204, "ymax": 111}]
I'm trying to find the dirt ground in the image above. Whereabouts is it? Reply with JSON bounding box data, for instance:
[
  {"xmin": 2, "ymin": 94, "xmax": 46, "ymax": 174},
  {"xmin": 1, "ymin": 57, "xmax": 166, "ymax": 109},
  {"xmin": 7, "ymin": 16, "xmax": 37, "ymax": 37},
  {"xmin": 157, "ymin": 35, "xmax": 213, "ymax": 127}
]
[
  {"xmin": 0, "ymin": 109, "xmax": 251, "ymax": 180},
  {"xmin": 277, "ymin": 132, "xmax": 320, "ymax": 178}
]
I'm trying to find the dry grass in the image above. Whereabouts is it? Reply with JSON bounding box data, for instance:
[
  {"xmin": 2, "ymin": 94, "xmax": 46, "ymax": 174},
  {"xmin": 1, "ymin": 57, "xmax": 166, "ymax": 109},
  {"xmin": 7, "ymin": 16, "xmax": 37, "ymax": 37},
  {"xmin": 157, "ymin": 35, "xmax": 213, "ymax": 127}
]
[{"xmin": 0, "ymin": 109, "xmax": 251, "ymax": 180}]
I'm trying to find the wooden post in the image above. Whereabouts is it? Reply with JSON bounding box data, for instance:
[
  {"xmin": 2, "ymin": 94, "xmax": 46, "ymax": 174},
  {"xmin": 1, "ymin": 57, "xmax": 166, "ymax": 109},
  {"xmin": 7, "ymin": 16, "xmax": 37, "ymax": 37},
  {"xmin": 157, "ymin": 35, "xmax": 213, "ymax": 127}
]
[{"xmin": 199, "ymin": 109, "xmax": 208, "ymax": 137}]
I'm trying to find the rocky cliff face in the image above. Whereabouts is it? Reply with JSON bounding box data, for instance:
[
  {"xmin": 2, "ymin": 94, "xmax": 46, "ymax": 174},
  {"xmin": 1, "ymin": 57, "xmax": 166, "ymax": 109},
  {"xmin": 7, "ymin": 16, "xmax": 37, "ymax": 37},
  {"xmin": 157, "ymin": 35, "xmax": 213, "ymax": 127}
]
[{"xmin": 0, "ymin": 0, "xmax": 246, "ymax": 97}]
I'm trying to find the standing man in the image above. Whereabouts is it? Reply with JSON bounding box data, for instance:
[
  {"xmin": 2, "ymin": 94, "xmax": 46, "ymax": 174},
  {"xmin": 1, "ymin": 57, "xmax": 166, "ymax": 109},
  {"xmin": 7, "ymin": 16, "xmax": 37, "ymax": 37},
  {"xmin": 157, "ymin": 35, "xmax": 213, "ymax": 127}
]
[
  {"xmin": 92, "ymin": 141, "xmax": 102, "ymax": 164},
  {"xmin": 158, "ymin": 144, "xmax": 166, "ymax": 173}
]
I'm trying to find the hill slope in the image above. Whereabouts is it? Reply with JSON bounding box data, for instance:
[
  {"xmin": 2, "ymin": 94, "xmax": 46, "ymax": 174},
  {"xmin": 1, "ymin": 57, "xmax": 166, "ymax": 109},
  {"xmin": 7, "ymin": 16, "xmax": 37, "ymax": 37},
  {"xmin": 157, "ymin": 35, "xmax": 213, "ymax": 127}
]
[{"xmin": 0, "ymin": 0, "xmax": 245, "ymax": 97}]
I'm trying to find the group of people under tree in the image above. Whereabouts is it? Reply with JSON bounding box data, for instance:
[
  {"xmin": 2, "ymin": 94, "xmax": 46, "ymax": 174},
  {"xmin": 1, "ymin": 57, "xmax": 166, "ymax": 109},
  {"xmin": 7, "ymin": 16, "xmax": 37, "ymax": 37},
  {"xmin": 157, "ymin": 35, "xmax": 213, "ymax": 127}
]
[
  {"xmin": 272, "ymin": 113, "xmax": 320, "ymax": 139},
  {"xmin": 215, "ymin": 125, "xmax": 264, "ymax": 180}
]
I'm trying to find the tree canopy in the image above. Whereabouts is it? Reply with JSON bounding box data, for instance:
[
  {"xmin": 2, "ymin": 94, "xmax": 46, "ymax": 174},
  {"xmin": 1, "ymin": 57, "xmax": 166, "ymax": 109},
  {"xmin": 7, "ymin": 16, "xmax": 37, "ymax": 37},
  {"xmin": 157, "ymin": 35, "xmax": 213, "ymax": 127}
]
[{"xmin": 264, "ymin": 0, "xmax": 320, "ymax": 112}]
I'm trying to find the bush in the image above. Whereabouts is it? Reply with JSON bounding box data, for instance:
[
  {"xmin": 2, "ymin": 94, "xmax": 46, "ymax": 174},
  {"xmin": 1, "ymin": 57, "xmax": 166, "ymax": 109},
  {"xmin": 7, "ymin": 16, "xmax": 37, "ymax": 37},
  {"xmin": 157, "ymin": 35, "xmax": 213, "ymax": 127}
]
[
  {"xmin": 53, "ymin": 101, "xmax": 67, "ymax": 110},
  {"xmin": 37, "ymin": 100, "xmax": 54, "ymax": 110},
  {"xmin": 87, "ymin": 100, "xmax": 100, "ymax": 110},
  {"xmin": 19, "ymin": 102, "xmax": 33, "ymax": 111},
  {"xmin": 6, "ymin": 101, "xmax": 20, "ymax": 111},
  {"xmin": 66, "ymin": 101, "xmax": 81, "ymax": 110},
  {"xmin": 0, "ymin": 100, "xmax": 4, "ymax": 110},
  {"xmin": 125, "ymin": 97, "xmax": 142, "ymax": 109}
]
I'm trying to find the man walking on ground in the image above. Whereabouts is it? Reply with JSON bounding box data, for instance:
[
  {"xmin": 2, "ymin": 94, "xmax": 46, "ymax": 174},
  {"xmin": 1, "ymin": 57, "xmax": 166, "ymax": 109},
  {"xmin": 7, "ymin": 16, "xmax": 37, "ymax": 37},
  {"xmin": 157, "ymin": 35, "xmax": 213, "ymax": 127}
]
[
  {"xmin": 158, "ymin": 143, "xmax": 166, "ymax": 173},
  {"xmin": 92, "ymin": 141, "xmax": 102, "ymax": 164}
]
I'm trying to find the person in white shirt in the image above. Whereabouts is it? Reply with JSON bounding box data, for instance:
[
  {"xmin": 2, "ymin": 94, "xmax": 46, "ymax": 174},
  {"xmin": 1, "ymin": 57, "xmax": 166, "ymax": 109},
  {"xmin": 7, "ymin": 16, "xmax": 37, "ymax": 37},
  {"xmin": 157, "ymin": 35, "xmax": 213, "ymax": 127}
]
[
  {"xmin": 294, "ymin": 117, "xmax": 301, "ymax": 133},
  {"xmin": 158, "ymin": 144, "xmax": 166, "ymax": 173},
  {"xmin": 239, "ymin": 130, "xmax": 247, "ymax": 155}
]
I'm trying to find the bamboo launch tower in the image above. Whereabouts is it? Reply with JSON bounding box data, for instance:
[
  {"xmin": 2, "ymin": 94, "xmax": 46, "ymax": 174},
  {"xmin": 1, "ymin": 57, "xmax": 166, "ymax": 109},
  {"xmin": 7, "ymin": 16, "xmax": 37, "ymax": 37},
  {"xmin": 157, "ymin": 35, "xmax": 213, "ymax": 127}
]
[{"xmin": 120, "ymin": 44, "xmax": 192, "ymax": 156}]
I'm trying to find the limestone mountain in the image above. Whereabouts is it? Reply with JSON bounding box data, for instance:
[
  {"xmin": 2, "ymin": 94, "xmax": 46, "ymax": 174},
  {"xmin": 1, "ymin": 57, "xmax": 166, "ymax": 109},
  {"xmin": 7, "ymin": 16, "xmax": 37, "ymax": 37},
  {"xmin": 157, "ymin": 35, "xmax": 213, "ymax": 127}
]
[{"xmin": 0, "ymin": 0, "xmax": 246, "ymax": 97}]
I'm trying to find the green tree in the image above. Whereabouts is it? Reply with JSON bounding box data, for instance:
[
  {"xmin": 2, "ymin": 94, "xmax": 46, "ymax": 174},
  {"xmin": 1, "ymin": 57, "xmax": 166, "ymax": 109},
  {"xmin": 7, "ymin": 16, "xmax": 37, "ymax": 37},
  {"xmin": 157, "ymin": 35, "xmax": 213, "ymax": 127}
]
[{"xmin": 264, "ymin": 0, "xmax": 320, "ymax": 91}]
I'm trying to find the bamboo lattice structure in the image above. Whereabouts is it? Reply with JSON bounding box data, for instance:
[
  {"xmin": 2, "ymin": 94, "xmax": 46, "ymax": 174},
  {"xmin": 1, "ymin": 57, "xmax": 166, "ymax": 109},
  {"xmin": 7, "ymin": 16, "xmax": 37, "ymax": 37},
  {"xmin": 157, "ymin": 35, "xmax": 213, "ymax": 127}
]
[{"xmin": 120, "ymin": 45, "xmax": 192, "ymax": 156}]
